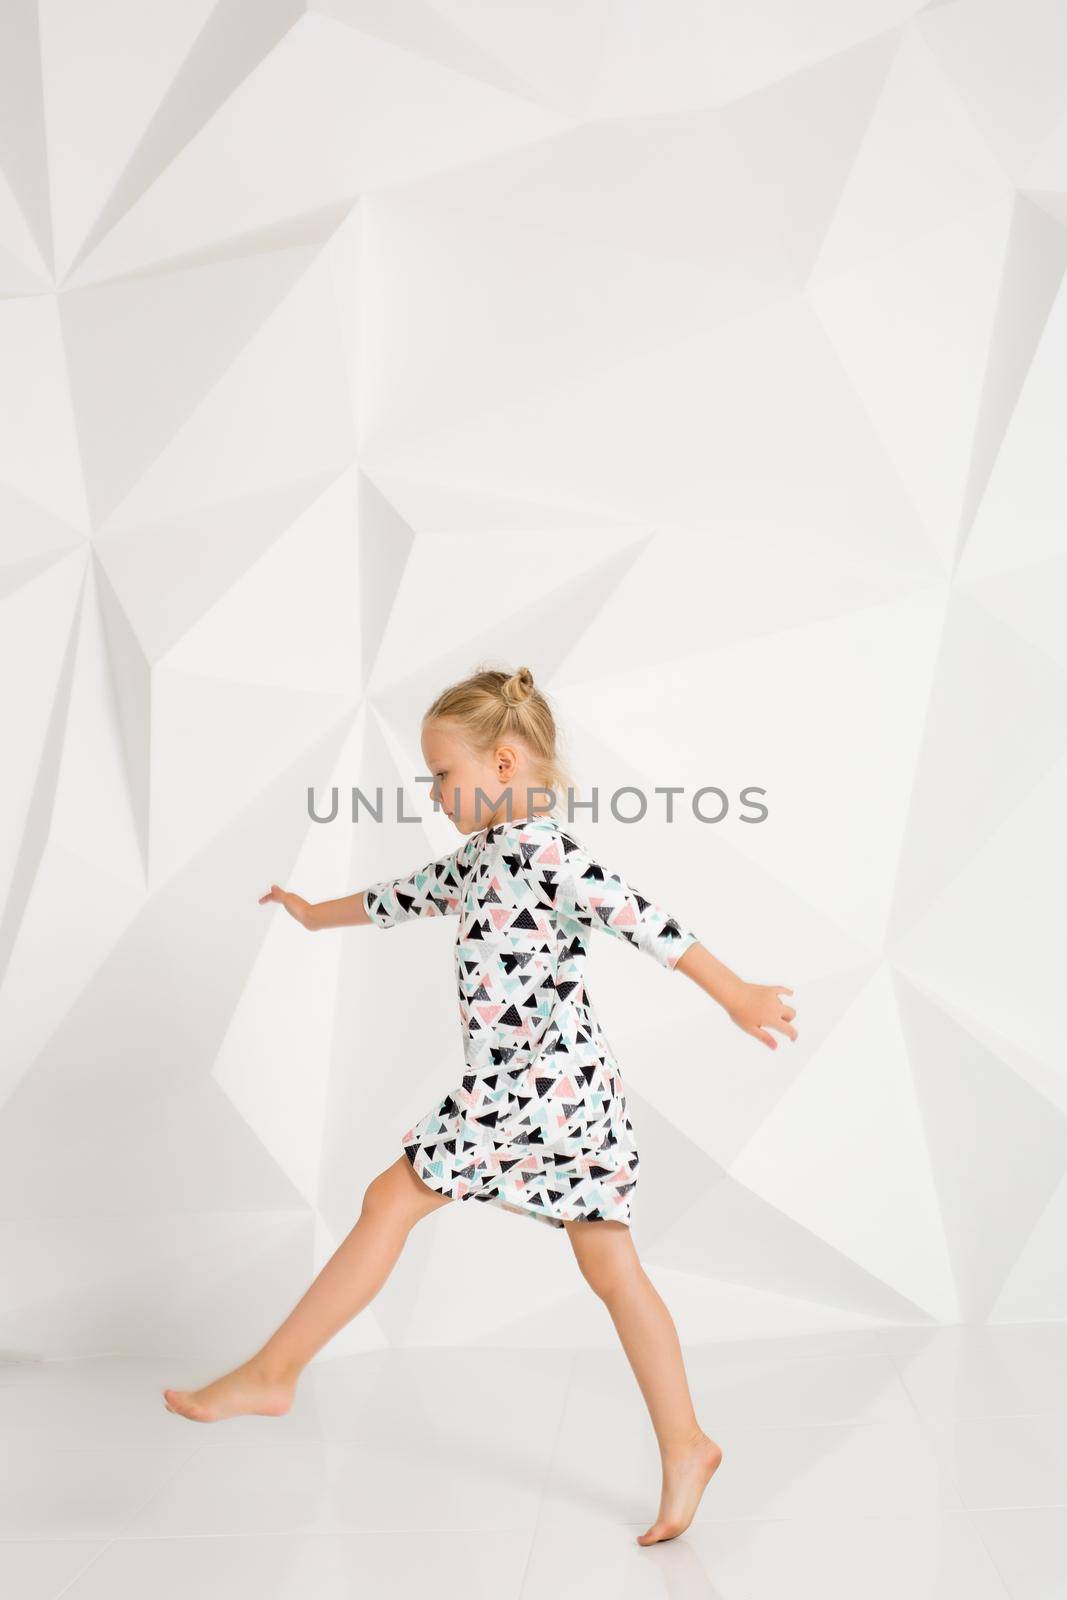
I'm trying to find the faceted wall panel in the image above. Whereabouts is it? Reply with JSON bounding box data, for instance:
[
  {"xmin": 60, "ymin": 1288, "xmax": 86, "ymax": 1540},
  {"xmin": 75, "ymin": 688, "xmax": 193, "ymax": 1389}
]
[{"xmin": 1, "ymin": 0, "xmax": 1066, "ymax": 1360}]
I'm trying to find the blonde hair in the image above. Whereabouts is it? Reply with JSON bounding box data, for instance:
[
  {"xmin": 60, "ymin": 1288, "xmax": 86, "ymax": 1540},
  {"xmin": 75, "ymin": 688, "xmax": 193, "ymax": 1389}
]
[{"xmin": 423, "ymin": 663, "xmax": 576, "ymax": 813}]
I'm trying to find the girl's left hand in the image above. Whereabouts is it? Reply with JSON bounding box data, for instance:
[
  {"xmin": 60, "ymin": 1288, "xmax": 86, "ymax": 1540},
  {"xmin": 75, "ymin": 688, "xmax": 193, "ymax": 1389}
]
[{"xmin": 727, "ymin": 983, "xmax": 797, "ymax": 1049}]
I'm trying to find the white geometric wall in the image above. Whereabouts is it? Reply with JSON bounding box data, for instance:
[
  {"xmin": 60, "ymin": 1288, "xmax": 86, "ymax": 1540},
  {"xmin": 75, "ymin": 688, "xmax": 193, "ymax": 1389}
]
[{"xmin": 1, "ymin": 0, "xmax": 1066, "ymax": 1364}]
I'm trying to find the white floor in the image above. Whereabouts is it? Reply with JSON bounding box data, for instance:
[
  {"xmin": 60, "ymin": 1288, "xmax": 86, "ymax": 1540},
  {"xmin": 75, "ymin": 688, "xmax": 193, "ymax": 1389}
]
[{"xmin": 1, "ymin": 1323, "xmax": 1066, "ymax": 1597}]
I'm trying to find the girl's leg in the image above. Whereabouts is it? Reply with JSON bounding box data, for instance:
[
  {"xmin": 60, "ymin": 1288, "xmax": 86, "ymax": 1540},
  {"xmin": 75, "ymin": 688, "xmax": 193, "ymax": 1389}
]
[
  {"xmin": 163, "ymin": 1154, "xmax": 452, "ymax": 1422},
  {"xmin": 563, "ymin": 1216, "xmax": 723, "ymax": 1545}
]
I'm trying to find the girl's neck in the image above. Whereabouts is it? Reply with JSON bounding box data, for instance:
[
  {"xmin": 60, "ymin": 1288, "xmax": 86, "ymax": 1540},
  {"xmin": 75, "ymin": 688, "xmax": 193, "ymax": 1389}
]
[{"xmin": 482, "ymin": 802, "xmax": 557, "ymax": 829}]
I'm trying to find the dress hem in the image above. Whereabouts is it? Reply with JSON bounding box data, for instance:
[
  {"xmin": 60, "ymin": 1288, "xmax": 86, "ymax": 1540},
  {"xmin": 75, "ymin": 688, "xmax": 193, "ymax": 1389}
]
[{"xmin": 402, "ymin": 1144, "xmax": 631, "ymax": 1230}]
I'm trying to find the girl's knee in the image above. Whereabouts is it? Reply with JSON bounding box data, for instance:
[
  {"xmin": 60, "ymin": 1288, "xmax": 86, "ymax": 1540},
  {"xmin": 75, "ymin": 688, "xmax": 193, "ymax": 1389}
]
[
  {"xmin": 567, "ymin": 1221, "xmax": 641, "ymax": 1299},
  {"xmin": 361, "ymin": 1156, "xmax": 451, "ymax": 1225}
]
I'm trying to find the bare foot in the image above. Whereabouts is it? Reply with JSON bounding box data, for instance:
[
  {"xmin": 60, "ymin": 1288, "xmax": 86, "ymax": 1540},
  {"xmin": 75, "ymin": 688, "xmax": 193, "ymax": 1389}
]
[
  {"xmin": 636, "ymin": 1431, "xmax": 723, "ymax": 1546},
  {"xmin": 162, "ymin": 1359, "xmax": 296, "ymax": 1423}
]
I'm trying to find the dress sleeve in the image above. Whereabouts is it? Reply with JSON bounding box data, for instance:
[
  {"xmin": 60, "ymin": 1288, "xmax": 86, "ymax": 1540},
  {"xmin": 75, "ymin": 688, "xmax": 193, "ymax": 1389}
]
[
  {"xmin": 363, "ymin": 838, "xmax": 473, "ymax": 929},
  {"xmin": 554, "ymin": 829, "xmax": 700, "ymax": 971}
]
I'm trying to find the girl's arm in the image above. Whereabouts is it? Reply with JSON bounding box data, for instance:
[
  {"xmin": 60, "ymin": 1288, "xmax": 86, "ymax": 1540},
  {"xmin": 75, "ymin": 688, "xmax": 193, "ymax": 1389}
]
[
  {"xmin": 259, "ymin": 837, "xmax": 474, "ymax": 932},
  {"xmin": 552, "ymin": 830, "xmax": 797, "ymax": 1051},
  {"xmin": 552, "ymin": 830, "xmax": 700, "ymax": 971},
  {"xmin": 360, "ymin": 837, "xmax": 474, "ymax": 930}
]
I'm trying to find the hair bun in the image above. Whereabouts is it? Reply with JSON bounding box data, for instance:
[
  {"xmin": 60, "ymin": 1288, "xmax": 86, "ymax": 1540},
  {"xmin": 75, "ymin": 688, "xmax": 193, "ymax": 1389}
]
[{"xmin": 502, "ymin": 665, "xmax": 535, "ymax": 705}]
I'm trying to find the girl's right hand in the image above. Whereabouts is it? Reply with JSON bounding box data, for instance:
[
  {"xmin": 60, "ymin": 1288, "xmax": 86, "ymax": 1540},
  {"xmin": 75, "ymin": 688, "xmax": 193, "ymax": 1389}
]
[{"xmin": 259, "ymin": 884, "xmax": 316, "ymax": 929}]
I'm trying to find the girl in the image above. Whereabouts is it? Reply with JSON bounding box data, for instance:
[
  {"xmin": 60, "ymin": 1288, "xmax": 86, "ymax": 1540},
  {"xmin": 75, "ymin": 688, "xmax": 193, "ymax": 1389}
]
[{"xmin": 163, "ymin": 665, "xmax": 798, "ymax": 1546}]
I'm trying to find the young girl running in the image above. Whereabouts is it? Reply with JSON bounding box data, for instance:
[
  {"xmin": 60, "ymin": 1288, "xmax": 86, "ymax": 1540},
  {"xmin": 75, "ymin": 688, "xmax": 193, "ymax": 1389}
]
[{"xmin": 163, "ymin": 665, "xmax": 798, "ymax": 1546}]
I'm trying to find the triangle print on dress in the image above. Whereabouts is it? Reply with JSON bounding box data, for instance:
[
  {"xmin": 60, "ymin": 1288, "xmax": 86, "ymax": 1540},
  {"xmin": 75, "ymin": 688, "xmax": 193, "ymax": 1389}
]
[{"xmin": 363, "ymin": 814, "xmax": 698, "ymax": 1229}]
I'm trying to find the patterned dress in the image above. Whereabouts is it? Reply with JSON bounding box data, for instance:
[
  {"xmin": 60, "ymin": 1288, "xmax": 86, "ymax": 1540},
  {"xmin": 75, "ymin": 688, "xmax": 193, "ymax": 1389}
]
[{"xmin": 363, "ymin": 812, "xmax": 699, "ymax": 1229}]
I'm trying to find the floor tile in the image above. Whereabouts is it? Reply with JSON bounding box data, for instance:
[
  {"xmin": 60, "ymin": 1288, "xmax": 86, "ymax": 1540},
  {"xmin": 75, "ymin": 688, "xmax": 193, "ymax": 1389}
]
[
  {"xmin": 521, "ymin": 1511, "xmax": 1009, "ymax": 1598},
  {"xmin": 926, "ymin": 1416, "xmax": 1067, "ymax": 1510},
  {"xmin": 880, "ymin": 1325, "xmax": 1067, "ymax": 1419},
  {"xmin": 121, "ymin": 1438, "xmax": 546, "ymax": 1536},
  {"xmin": 62, "ymin": 1528, "xmax": 534, "ymax": 1598},
  {"xmin": 969, "ymin": 1507, "xmax": 1067, "ymax": 1599},
  {"xmin": 0, "ymin": 1539, "xmax": 110, "ymax": 1599},
  {"xmin": 0, "ymin": 1444, "xmax": 202, "ymax": 1540}
]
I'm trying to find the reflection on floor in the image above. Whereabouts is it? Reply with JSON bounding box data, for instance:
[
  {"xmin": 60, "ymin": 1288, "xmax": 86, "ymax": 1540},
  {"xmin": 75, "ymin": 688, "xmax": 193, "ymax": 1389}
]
[{"xmin": 1, "ymin": 1323, "xmax": 1065, "ymax": 1597}]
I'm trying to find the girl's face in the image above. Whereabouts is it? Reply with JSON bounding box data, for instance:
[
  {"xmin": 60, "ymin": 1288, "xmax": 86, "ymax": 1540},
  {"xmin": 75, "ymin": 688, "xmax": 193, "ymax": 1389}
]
[{"xmin": 421, "ymin": 720, "xmax": 544, "ymax": 833}]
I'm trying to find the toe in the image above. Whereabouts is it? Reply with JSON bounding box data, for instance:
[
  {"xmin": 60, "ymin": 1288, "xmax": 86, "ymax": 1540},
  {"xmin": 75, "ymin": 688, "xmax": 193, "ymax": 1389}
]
[
  {"xmin": 637, "ymin": 1521, "xmax": 680, "ymax": 1546},
  {"xmin": 163, "ymin": 1391, "xmax": 202, "ymax": 1420}
]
